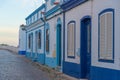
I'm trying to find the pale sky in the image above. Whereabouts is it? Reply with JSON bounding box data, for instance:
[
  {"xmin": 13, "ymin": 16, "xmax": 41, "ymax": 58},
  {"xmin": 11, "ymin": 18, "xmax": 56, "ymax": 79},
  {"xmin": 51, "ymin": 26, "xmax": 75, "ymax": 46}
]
[{"xmin": 0, "ymin": 0, "xmax": 44, "ymax": 46}]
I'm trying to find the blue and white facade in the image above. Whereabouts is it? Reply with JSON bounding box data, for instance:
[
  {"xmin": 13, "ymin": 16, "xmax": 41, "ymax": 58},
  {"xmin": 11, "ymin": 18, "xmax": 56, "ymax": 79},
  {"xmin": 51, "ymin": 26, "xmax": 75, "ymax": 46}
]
[
  {"xmin": 25, "ymin": 4, "xmax": 46, "ymax": 64},
  {"xmin": 19, "ymin": 0, "xmax": 120, "ymax": 80},
  {"xmin": 91, "ymin": 0, "xmax": 120, "ymax": 80},
  {"xmin": 44, "ymin": 0, "xmax": 63, "ymax": 69},
  {"xmin": 61, "ymin": 0, "xmax": 120, "ymax": 80}
]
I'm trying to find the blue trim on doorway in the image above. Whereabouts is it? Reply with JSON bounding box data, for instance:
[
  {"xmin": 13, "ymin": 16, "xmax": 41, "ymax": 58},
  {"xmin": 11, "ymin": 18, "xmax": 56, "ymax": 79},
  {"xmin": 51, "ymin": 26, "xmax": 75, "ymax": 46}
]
[
  {"xmin": 56, "ymin": 18, "xmax": 62, "ymax": 66},
  {"xmin": 91, "ymin": 66, "xmax": 120, "ymax": 80},
  {"xmin": 80, "ymin": 15, "xmax": 91, "ymax": 79},
  {"xmin": 98, "ymin": 8, "xmax": 115, "ymax": 63},
  {"xmin": 18, "ymin": 51, "xmax": 26, "ymax": 55}
]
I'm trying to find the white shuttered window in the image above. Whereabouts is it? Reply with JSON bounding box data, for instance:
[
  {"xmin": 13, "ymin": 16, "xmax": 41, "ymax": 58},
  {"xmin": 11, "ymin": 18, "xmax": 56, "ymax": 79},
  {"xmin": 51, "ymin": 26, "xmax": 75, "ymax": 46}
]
[
  {"xmin": 67, "ymin": 21, "xmax": 75, "ymax": 58},
  {"xmin": 99, "ymin": 11, "xmax": 114, "ymax": 60}
]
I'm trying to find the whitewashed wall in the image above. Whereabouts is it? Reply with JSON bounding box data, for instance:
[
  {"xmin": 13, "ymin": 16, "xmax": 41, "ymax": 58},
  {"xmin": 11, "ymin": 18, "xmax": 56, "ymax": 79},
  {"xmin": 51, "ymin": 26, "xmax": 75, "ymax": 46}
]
[
  {"xmin": 46, "ymin": 14, "xmax": 63, "ymax": 58},
  {"xmin": 92, "ymin": 0, "xmax": 120, "ymax": 70},
  {"xmin": 64, "ymin": 1, "xmax": 92, "ymax": 64},
  {"xmin": 19, "ymin": 27, "xmax": 26, "ymax": 51},
  {"xmin": 26, "ymin": 24, "xmax": 44, "ymax": 55}
]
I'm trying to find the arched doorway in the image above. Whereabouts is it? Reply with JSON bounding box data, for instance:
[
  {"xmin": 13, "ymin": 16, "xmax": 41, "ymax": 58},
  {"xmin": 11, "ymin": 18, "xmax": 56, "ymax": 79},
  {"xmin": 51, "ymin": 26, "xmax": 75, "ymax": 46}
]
[
  {"xmin": 56, "ymin": 18, "xmax": 62, "ymax": 66},
  {"xmin": 80, "ymin": 16, "xmax": 91, "ymax": 79}
]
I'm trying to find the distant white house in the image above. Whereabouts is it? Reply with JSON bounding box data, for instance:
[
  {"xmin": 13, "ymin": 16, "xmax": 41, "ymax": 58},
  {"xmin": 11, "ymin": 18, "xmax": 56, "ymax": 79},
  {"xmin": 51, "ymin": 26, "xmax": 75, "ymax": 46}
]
[{"xmin": 19, "ymin": 24, "xmax": 26, "ymax": 55}]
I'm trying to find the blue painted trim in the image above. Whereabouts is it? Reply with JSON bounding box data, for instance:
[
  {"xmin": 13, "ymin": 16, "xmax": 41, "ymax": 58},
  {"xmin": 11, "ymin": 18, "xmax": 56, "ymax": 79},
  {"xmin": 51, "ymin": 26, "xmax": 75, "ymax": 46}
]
[
  {"xmin": 45, "ymin": 5, "xmax": 60, "ymax": 18},
  {"xmin": 98, "ymin": 8, "xmax": 115, "ymax": 63},
  {"xmin": 67, "ymin": 20, "xmax": 76, "ymax": 58},
  {"xmin": 26, "ymin": 24, "xmax": 44, "ymax": 33},
  {"xmin": 18, "ymin": 51, "xmax": 26, "ymax": 55},
  {"xmin": 91, "ymin": 66, "xmax": 120, "ymax": 80},
  {"xmin": 26, "ymin": 4, "xmax": 45, "ymax": 20},
  {"xmin": 26, "ymin": 18, "xmax": 44, "ymax": 27},
  {"xmin": 61, "ymin": 0, "xmax": 88, "ymax": 12},
  {"xmin": 56, "ymin": 18, "xmax": 62, "ymax": 66}
]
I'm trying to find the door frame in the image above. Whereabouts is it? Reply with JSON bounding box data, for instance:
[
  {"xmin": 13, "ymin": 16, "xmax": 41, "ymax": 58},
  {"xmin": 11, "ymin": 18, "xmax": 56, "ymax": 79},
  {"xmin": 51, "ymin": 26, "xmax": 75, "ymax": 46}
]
[
  {"xmin": 56, "ymin": 18, "xmax": 62, "ymax": 66},
  {"xmin": 80, "ymin": 16, "xmax": 91, "ymax": 79}
]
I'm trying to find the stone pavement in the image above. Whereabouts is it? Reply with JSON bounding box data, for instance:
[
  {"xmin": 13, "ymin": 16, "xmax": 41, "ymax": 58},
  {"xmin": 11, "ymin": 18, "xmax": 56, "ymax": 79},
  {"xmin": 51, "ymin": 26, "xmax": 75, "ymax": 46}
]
[
  {"xmin": 0, "ymin": 50, "xmax": 50, "ymax": 80},
  {"xmin": 0, "ymin": 49, "xmax": 79, "ymax": 80}
]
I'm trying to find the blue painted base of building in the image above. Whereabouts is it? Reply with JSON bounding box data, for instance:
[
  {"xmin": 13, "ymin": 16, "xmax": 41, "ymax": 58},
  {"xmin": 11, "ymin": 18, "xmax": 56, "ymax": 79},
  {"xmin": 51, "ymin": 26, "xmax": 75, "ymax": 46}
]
[
  {"xmin": 37, "ymin": 53, "xmax": 45, "ymax": 64},
  {"xmin": 91, "ymin": 66, "xmax": 120, "ymax": 80},
  {"xmin": 26, "ymin": 52, "xmax": 32, "ymax": 59},
  {"xmin": 63, "ymin": 61, "xmax": 80, "ymax": 78},
  {"xmin": 18, "ymin": 51, "xmax": 26, "ymax": 55},
  {"xmin": 45, "ymin": 57, "xmax": 57, "ymax": 68}
]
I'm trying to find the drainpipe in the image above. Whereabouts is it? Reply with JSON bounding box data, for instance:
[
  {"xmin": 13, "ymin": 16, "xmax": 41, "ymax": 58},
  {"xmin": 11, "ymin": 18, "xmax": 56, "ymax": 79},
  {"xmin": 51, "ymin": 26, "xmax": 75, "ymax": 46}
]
[{"xmin": 40, "ymin": 17, "xmax": 46, "ymax": 65}]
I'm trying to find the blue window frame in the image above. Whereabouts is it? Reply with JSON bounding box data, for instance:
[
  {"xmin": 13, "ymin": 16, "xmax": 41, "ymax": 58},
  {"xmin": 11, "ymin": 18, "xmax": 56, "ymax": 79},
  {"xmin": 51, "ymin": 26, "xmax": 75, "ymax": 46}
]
[
  {"xmin": 45, "ymin": 23, "xmax": 50, "ymax": 53},
  {"xmin": 67, "ymin": 21, "xmax": 76, "ymax": 58},
  {"xmin": 38, "ymin": 30, "xmax": 42, "ymax": 49},
  {"xmin": 98, "ymin": 8, "xmax": 114, "ymax": 63}
]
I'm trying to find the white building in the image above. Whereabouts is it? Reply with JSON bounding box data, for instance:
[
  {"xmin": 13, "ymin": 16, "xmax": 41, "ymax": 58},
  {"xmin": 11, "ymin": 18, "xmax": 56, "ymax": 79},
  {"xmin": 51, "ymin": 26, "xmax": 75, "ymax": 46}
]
[
  {"xmin": 25, "ymin": 4, "xmax": 46, "ymax": 64},
  {"xmin": 19, "ymin": 24, "xmax": 26, "ymax": 55},
  {"xmin": 61, "ymin": 0, "xmax": 120, "ymax": 80}
]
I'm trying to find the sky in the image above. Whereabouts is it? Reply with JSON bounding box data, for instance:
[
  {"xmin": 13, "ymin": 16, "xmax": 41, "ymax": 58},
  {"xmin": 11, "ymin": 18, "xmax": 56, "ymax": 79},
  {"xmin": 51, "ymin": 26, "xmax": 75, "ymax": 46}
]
[{"xmin": 0, "ymin": 0, "xmax": 44, "ymax": 47}]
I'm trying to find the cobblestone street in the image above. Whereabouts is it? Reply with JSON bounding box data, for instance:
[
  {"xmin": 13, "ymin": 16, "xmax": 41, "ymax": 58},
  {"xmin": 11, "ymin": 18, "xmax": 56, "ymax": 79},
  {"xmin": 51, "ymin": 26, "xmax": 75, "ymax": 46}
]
[{"xmin": 0, "ymin": 50, "xmax": 50, "ymax": 80}]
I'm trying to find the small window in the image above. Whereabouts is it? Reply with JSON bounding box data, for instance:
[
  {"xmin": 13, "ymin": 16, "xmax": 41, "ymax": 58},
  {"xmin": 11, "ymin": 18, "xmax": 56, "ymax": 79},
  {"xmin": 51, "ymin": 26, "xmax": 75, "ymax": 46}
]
[
  {"xmin": 46, "ymin": 29, "xmax": 49, "ymax": 52},
  {"xmin": 28, "ymin": 34, "xmax": 31, "ymax": 49},
  {"xmin": 38, "ymin": 30, "xmax": 41, "ymax": 49},
  {"xmin": 67, "ymin": 21, "xmax": 76, "ymax": 58},
  {"xmin": 98, "ymin": 9, "xmax": 114, "ymax": 62}
]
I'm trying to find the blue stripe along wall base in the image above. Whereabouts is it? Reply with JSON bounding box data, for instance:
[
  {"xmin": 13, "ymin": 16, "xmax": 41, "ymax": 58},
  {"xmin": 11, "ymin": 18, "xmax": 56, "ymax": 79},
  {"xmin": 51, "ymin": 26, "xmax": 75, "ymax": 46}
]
[
  {"xmin": 26, "ymin": 52, "xmax": 31, "ymax": 59},
  {"xmin": 18, "ymin": 51, "xmax": 26, "ymax": 55},
  {"xmin": 63, "ymin": 61, "xmax": 81, "ymax": 78},
  {"xmin": 45, "ymin": 57, "xmax": 57, "ymax": 68},
  {"xmin": 91, "ymin": 66, "xmax": 120, "ymax": 80},
  {"xmin": 37, "ymin": 53, "xmax": 45, "ymax": 65}
]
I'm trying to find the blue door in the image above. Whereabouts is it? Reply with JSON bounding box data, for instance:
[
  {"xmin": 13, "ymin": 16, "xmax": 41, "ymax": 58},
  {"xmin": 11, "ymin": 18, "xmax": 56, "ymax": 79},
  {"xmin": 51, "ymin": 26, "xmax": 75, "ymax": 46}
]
[
  {"xmin": 57, "ymin": 24, "xmax": 61, "ymax": 66},
  {"xmin": 80, "ymin": 18, "xmax": 91, "ymax": 79}
]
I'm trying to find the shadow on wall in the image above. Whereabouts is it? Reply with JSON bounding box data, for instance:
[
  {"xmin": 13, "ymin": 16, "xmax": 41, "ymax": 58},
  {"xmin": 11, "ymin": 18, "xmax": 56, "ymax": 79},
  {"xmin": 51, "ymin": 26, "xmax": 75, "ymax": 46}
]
[{"xmin": 0, "ymin": 44, "xmax": 18, "ymax": 54}]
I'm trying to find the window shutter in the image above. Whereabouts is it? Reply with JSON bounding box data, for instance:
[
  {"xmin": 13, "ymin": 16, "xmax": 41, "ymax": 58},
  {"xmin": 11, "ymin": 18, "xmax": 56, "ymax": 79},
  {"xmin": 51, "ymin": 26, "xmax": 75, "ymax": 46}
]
[
  {"xmin": 67, "ymin": 22, "xmax": 75, "ymax": 57},
  {"xmin": 99, "ymin": 12, "xmax": 113, "ymax": 60}
]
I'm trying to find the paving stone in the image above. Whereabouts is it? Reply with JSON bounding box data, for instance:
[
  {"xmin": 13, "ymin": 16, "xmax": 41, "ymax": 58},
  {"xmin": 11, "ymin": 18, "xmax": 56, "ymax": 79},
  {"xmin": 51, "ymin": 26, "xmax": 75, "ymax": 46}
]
[{"xmin": 0, "ymin": 50, "xmax": 50, "ymax": 80}]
